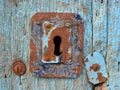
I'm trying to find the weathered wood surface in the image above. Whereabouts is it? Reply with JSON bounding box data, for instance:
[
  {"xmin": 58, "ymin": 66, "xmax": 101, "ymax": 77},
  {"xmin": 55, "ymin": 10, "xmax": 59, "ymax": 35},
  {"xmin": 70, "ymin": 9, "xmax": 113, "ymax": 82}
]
[{"xmin": 0, "ymin": 0, "xmax": 120, "ymax": 90}]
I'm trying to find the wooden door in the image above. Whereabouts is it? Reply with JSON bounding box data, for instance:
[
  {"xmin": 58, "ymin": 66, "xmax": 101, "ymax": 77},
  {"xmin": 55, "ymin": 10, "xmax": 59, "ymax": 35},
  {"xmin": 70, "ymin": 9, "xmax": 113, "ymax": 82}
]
[{"xmin": 0, "ymin": 0, "xmax": 120, "ymax": 90}]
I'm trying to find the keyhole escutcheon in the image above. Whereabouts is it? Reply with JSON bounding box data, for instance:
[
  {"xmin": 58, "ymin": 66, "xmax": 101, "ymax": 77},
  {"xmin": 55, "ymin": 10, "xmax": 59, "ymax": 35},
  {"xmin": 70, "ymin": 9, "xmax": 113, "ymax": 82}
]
[{"xmin": 53, "ymin": 36, "xmax": 62, "ymax": 56}]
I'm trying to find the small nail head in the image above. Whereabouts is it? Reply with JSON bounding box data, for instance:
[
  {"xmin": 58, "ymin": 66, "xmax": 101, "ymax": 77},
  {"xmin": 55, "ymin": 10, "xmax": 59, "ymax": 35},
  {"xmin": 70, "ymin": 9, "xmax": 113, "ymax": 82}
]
[{"xmin": 12, "ymin": 61, "xmax": 26, "ymax": 75}]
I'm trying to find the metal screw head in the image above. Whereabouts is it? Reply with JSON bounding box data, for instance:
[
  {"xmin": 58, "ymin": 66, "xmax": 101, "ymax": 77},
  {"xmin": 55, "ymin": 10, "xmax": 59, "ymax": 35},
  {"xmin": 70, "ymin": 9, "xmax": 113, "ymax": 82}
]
[{"xmin": 12, "ymin": 60, "xmax": 26, "ymax": 75}]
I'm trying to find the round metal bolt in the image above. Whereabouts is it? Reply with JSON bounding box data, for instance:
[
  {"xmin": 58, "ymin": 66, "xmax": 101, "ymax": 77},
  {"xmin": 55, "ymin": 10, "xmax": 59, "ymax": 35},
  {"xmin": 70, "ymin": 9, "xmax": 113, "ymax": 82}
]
[{"xmin": 12, "ymin": 61, "xmax": 26, "ymax": 76}]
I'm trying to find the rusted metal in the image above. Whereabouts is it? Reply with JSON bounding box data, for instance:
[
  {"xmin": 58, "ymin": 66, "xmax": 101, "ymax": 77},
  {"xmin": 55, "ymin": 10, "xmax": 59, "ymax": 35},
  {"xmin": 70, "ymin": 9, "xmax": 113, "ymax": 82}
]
[
  {"xmin": 42, "ymin": 24, "xmax": 72, "ymax": 63},
  {"xmin": 30, "ymin": 13, "xmax": 84, "ymax": 78},
  {"xmin": 12, "ymin": 60, "xmax": 26, "ymax": 76},
  {"xmin": 84, "ymin": 52, "xmax": 108, "ymax": 85},
  {"xmin": 90, "ymin": 63, "xmax": 100, "ymax": 72}
]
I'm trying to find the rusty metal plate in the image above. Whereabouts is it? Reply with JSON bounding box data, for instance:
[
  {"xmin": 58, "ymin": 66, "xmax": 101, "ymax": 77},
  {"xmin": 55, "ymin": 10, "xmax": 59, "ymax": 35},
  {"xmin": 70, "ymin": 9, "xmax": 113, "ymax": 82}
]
[
  {"xmin": 30, "ymin": 13, "xmax": 84, "ymax": 78},
  {"xmin": 84, "ymin": 52, "xmax": 108, "ymax": 85}
]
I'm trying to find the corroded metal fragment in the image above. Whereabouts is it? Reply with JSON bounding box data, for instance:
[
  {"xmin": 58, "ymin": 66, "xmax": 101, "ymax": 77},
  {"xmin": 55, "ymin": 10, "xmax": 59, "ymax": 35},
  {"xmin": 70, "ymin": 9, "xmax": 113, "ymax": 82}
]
[
  {"xmin": 84, "ymin": 52, "xmax": 108, "ymax": 85},
  {"xmin": 30, "ymin": 13, "xmax": 84, "ymax": 78},
  {"xmin": 90, "ymin": 63, "xmax": 100, "ymax": 72}
]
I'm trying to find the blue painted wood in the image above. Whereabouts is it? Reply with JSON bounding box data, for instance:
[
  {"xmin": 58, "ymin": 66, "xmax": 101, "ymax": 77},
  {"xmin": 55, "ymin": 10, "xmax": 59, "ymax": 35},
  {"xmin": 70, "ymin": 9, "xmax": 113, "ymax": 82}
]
[
  {"xmin": 0, "ymin": 0, "xmax": 120, "ymax": 90},
  {"xmin": 107, "ymin": 0, "xmax": 120, "ymax": 90}
]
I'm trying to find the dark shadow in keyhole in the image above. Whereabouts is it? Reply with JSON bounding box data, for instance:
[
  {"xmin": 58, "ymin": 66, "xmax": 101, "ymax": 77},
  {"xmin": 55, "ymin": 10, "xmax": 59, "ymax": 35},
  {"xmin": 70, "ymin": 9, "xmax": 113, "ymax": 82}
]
[{"xmin": 53, "ymin": 36, "xmax": 62, "ymax": 56}]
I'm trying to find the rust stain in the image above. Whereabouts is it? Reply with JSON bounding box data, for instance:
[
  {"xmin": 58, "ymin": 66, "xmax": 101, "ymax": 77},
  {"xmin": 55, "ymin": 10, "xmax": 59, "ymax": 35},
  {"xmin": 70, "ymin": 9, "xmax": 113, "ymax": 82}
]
[
  {"xmin": 72, "ymin": 67, "xmax": 81, "ymax": 76},
  {"xmin": 65, "ymin": 22, "xmax": 71, "ymax": 28},
  {"xmin": 31, "ymin": 13, "xmax": 75, "ymax": 24},
  {"xmin": 43, "ymin": 27, "xmax": 71, "ymax": 62},
  {"xmin": 78, "ymin": 23, "xmax": 84, "ymax": 50},
  {"xmin": 30, "ymin": 39, "xmax": 38, "ymax": 60},
  {"xmin": 43, "ymin": 54, "xmax": 56, "ymax": 61},
  {"xmin": 43, "ymin": 74, "xmax": 67, "ymax": 78},
  {"xmin": 44, "ymin": 23, "xmax": 55, "ymax": 35},
  {"xmin": 30, "ymin": 39, "xmax": 38, "ymax": 72},
  {"xmin": 90, "ymin": 63, "xmax": 100, "ymax": 72},
  {"xmin": 97, "ymin": 72, "xmax": 107, "ymax": 83}
]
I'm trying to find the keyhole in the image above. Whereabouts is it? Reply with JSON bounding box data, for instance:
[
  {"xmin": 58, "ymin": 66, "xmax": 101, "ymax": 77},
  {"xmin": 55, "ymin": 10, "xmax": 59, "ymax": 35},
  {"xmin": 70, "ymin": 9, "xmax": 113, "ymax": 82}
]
[{"xmin": 53, "ymin": 36, "xmax": 62, "ymax": 56}]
